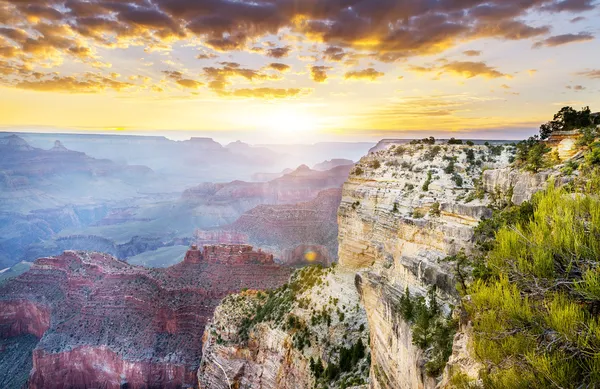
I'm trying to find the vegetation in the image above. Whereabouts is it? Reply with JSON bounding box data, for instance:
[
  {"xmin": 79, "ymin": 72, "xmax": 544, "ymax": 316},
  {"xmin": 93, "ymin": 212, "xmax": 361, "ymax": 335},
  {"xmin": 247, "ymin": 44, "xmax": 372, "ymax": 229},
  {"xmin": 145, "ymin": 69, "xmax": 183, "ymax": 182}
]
[
  {"xmin": 370, "ymin": 159, "xmax": 381, "ymax": 169},
  {"xmin": 429, "ymin": 202, "xmax": 441, "ymax": 217},
  {"xmin": 238, "ymin": 265, "xmax": 327, "ymax": 341},
  {"xmin": 411, "ymin": 136, "xmax": 436, "ymax": 145},
  {"xmin": 423, "ymin": 145, "xmax": 442, "ymax": 161},
  {"xmin": 447, "ymin": 137, "xmax": 463, "ymax": 145},
  {"xmin": 422, "ymin": 170, "xmax": 433, "ymax": 191},
  {"xmin": 515, "ymin": 106, "xmax": 599, "ymax": 172},
  {"xmin": 465, "ymin": 175, "xmax": 600, "ymax": 388},
  {"xmin": 396, "ymin": 287, "xmax": 457, "ymax": 376},
  {"xmin": 444, "ymin": 160, "xmax": 456, "ymax": 174}
]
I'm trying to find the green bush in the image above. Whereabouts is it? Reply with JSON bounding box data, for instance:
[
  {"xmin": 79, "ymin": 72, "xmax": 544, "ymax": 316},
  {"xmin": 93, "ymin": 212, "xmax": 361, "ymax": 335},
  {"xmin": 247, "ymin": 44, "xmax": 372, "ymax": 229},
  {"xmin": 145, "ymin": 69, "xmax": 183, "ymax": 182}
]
[
  {"xmin": 395, "ymin": 287, "xmax": 457, "ymax": 377},
  {"xmin": 467, "ymin": 182, "xmax": 600, "ymax": 388},
  {"xmin": 422, "ymin": 170, "xmax": 433, "ymax": 191}
]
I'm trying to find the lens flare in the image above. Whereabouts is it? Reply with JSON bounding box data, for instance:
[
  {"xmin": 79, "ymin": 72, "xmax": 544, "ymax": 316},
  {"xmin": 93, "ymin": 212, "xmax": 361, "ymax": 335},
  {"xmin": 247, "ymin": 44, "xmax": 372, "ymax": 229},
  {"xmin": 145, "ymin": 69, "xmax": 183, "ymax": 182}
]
[{"xmin": 304, "ymin": 250, "xmax": 317, "ymax": 262}]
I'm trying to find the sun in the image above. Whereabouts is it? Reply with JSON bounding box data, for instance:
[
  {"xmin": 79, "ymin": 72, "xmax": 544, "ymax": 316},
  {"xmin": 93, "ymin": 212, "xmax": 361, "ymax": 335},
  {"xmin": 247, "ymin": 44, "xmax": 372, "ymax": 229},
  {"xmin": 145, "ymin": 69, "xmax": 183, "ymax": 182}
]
[{"xmin": 262, "ymin": 105, "xmax": 319, "ymax": 136}]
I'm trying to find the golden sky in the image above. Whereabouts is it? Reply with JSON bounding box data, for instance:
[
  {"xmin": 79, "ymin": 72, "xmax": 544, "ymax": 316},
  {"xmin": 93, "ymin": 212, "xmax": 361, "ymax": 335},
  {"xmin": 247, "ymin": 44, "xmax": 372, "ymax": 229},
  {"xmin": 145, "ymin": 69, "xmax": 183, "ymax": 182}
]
[{"xmin": 0, "ymin": 0, "xmax": 599, "ymax": 141}]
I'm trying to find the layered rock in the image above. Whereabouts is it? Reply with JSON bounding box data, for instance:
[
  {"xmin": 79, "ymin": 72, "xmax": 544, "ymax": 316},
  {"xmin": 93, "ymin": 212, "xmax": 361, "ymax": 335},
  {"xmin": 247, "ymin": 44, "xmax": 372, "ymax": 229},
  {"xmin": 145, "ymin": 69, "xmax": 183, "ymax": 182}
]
[
  {"xmin": 338, "ymin": 142, "xmax": 515, "ymax": 388},
  {"xmin": 0, "ymin": 246, "xmax": 291, "ymax": 389},
  {"xmin": 227, "ymin": 188, "xmax": 342, "ymax": 265}
]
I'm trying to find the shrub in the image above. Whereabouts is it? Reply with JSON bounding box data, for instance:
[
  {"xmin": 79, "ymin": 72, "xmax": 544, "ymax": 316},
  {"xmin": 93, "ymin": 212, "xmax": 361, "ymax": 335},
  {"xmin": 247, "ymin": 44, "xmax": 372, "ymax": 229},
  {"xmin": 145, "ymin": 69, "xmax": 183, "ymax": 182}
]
[
  {"xmin": 447, "ymin": 137, "xmax": 463, "ymax": 145},
  {"xmin": 370, "ymin": 160, "xmax": 381, "ymax": 169},
  {"xmin": 444, "ymin": 160, "xmax": 455, "ymax": 174},
  {"xmin": 353, "ymin": 167, "xmax": 364, "ymax": 175},
  {"xmin": 467, "ymin": 182, "xmax": 600, "ymax": 388},
  {"xmin": 452, "ymin": 173, "xmax": 463, "ymax": 187},
  {"xmin": 422, "ymin": 170, "xmax": 433, "ymax": 191},
  {"xmin": 466, "ymin": 140, "xmax": 475, "ymax": 146},
  {"xmin": 429, "ymin": 202, "xmax": 441, "ymax": 217},
  {"xmin": 395, "ymin": 287, "xmax": 457, "ymax": 377}
]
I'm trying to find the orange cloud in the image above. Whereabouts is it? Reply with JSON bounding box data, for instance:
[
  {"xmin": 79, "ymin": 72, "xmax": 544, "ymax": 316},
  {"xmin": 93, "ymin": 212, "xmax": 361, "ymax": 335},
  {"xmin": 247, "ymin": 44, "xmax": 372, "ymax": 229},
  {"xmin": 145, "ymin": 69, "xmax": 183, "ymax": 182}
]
[{"xmin": 344, "ymin": 68, "xmax": 384, "ymax": 81}]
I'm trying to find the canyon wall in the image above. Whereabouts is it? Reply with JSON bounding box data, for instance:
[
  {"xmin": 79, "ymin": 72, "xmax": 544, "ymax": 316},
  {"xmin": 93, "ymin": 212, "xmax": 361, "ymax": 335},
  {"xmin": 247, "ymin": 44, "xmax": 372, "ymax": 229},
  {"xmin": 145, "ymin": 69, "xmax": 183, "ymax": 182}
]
[
  {"xmin": 0, "ymin": 245, "xmax": 292, "ymax": 389},
  {"xmin": 337, "ymin": 142, "xmax": 515, "ymax": 389}
]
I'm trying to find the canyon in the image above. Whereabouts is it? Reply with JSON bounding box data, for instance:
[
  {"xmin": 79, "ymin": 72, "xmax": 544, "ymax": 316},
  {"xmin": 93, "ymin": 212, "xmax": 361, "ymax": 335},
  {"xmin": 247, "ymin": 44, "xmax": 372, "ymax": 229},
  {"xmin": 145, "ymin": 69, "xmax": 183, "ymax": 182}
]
[
  {"xmin": 198, "ymin": 140, "xmax": 569, "ymax": 389},
  {"xmin": 0, "ymin": 245, "xmax": 292, "ymax": 389},
  {"xmin": 0, "ymin": 134, "xmax": 360, "ymax": 270}
]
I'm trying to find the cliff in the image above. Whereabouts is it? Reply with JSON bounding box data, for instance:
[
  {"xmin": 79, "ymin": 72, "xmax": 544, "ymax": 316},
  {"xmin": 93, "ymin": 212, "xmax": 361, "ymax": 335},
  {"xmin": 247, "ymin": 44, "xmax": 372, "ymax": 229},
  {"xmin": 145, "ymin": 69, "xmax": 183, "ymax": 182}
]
[
  {"xmin": 198, "ymin": 265, "xmax": 370, "ymax": 389},
  {"xmin": 0, "ymin": 246, "xmax": 291, "ymax": 389},
  {"xmin": 337, "ymin": 142, "xmax": 516, "ymax": 388}
]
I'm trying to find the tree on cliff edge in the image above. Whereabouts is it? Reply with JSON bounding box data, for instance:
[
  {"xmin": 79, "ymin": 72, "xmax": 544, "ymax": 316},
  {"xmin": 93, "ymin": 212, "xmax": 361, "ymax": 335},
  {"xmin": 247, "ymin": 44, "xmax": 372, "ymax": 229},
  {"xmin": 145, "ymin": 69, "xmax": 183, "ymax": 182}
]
[{"xmin": 539, "ymin": 106, "xmax": 598, "ymax": 139}]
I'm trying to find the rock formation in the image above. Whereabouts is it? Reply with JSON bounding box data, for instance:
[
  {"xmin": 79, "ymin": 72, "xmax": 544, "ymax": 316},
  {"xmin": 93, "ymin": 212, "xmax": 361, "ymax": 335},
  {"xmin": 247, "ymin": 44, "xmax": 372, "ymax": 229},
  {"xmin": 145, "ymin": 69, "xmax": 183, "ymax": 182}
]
[
  {"xmin": 337, "ymin": 141, "xmax": 517, "ymax": 388},
  {"xmin": 198, "ymin": 266, "xmax": 370, "ymax": 389},
  {"xmin": 0, "ymin": 245, "xmax": 291, "ymax": 389}
]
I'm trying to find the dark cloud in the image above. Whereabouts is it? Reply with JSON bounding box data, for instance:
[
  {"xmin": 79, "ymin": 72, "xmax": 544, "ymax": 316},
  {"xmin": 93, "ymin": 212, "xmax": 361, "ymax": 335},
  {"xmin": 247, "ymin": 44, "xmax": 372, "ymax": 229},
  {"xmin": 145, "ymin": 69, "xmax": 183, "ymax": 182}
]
[
  {"xmin": 310, "ymin": 65, "xmax": 330, "ymax": 82},
  {"xmin": 344, "ymin": 68, "xmax": 384, "ymax": 81},
  {"xmin": 266, "ymin": 46, "xmax": 291, "ymax": 58},
  {"xmin": 0, "ymin": 0, "xmax": 595, "ymax": 94},
  {"xmin": 463, "ymin": 50, "xmax": 482, "ymax": 56},
  {"xmin": 267, "ymin": 63, "xmax": 291, "ymax": 72},
  {"xmin": 570, "ymin": 16, "xmax": 586, "ymax": 22},
  {"xmin": 543, "ymin": 0, "xmax": 597, "ymax": 12},
  {"xmin": 533, "ymin": 32, "xmax": 594, "ymax": 47},
  {"xmin": 323, "ymin": 46, "xmax": 346, "ymax": 62}
]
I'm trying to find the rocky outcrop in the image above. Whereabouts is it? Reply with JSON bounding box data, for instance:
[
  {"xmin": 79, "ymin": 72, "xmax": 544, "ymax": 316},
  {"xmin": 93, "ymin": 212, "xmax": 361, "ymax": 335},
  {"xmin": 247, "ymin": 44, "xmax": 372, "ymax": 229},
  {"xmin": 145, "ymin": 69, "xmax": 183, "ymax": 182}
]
[
  {"xmin": 338, "ymin": 142, "xmax": 515, "ymax": 388},
  {"xmin": 482, "ymin": 167, "xmax": 562, "ymax": 205},
  {"xmin": 0, "ymin": 246, "xmax": 292, "ymax": 389},
  {"xmin": 198, "ymin": 266, "xmax": 370, "ymax": 389}
]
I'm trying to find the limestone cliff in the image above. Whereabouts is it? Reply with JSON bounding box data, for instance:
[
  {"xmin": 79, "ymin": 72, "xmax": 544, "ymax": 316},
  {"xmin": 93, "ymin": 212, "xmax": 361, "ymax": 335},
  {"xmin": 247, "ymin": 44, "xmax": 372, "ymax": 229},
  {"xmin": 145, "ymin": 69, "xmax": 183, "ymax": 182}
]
[{"xmin": 338, "ymin": 141, "xmax": 515, "ymax": 389}]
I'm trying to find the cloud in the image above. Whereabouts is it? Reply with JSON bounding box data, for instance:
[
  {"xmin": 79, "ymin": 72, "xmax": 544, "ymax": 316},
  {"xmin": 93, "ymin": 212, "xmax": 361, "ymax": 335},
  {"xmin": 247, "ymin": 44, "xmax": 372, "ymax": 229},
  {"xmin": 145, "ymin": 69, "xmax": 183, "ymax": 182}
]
[
  {"xmin": 266, "ymin": 46, "xmax": 291, "ymax": 58},
  {"xmin": 344, "ymin": 68, "xmax": 384, "ymax": 81},
  {"xmin": 229, "ymin": 87, "xmax": 304, "ymax": 99},
  {"xmin": 575, "ymin": 69, "xmax": 600, "ymax": 79},
  {"xmin": 533, "ymin": 32, "xmax": 594, "ymax": 48},
  {"xmin": 14, "ymin": 73, "xmax": 135, "ymax": 93},
  {"xmin": 566, "ymin": 84, "xmax": 586, "ymax": 90},
  {"xmin": 0, "ymin": 0, "xmax": 596, "ymax": 97},
  {"xmin": 463, "ymin": 50, "xmax": 482, "ymax": 56},
  {"xmin": 267, "ymin": 63, "xmax": 291, "ymax": 72},
  {"xmin": 441, "ymin": 61, "xmax": 508, "ymax": 78},
  {"xmin": 197, "ymin": 52, "xmax": 217, "ymax": 60},
  {"xmin": 323, "ymin": 46, "xmax": 346, "ymax": 62},
  {"xmin": 176, "ymin": 79, "xmax": 204, "ymax": 89},
  {"xmin": 409, "ymin": 61, "xmax": 508, "ymax": 79},
  {"xmin": 570, "ymin": 16, "xmax": 586, "ymax": 22},
  {"xmin": 310, "ymin": 65, "xmax": 330, "ymax": 82},
  {"xmin": 543, "ymin": 0, "xmax": 597, "ymax": 12}
]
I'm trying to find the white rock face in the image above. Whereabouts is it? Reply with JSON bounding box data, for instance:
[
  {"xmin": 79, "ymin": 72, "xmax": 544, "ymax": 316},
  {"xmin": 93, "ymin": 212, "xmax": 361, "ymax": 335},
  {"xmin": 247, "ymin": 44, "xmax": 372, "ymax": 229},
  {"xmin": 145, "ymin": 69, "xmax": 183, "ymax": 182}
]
[
  {"xmin": 198, "ymin": 267, "xmax": 370, "ymax": 389},
  {"xmin": 338, "ymin": 142, "xmax": 514, "ymax": 389}
]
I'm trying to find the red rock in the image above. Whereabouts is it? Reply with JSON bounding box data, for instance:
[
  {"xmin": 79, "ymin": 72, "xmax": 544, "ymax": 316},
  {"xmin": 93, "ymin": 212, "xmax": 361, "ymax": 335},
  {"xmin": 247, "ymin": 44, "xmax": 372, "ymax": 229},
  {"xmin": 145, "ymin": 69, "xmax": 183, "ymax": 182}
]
[{"xmin": 0, "ymin": 247, "xmax": 291, "ymax": 389}]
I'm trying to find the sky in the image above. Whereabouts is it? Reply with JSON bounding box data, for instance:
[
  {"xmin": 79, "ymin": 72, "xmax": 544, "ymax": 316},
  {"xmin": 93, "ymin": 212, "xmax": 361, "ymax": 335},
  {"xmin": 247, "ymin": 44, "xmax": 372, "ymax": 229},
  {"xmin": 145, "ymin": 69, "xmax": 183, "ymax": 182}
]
[{"xmin": 0, "ymin": 0, "xmax": 599, "ymax": 143}]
